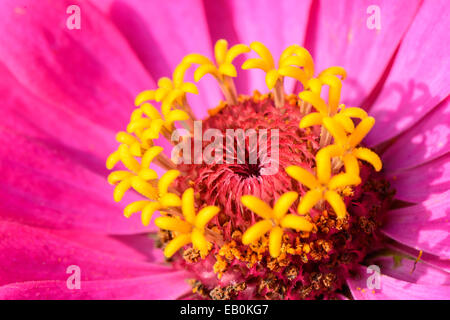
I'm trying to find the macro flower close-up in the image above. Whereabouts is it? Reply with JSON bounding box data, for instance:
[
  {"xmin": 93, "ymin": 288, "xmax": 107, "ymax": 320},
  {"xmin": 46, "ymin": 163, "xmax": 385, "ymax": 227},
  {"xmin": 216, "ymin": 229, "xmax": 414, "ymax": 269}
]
[{"xmin": 0, "ymin": 0, "xmax": 449, "ymax": 301}]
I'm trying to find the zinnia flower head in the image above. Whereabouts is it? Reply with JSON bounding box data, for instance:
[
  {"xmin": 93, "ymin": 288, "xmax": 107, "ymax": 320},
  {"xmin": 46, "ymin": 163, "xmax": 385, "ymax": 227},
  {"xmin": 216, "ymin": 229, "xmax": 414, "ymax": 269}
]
[
  {"xmin": 0, "ymin": 0, "xmax": 448, "ymax": 300},
  {"xmin": 106, "ymin": 36, "xmax": 394, "ymax": 299}
]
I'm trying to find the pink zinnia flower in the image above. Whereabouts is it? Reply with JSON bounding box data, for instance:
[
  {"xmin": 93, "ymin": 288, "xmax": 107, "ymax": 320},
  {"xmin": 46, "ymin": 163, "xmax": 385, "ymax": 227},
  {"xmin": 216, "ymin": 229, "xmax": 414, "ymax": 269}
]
[{"xmin": 0, "ymin": 0, "xmax": 448, "ymax": 300}]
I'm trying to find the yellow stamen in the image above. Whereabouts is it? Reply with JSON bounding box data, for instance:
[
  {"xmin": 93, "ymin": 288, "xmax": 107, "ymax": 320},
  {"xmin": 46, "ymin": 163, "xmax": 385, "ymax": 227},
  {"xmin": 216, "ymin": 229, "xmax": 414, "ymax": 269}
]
[
  {"xmin": 195, "ymin": 206, "xmax": 221, "ymax": 229},
  {"xmin": 348, "ymin": 117, "xmax": 375, "ymax": 148},
  {"xmin": 107, "ymin": 170, "xmax": 132, "ymax": 185},
  {"xmin": 286, "ymin": 146, "xmax": 361, "ymax": 219},
  {"xmin": 324, "ymin": 190, "xmax": 347, "ymax": 219},
  {"xmin": 285, "ymin": 166, "xmax": 319, "ymax": 190},
  {"xmin": 113, "ymin": 179, "xmax": 132, "ymax": 202},
  {"xmin": 318, "ymin": 66, "xmax": 347, "ymax": 80},
  {"xmin": 273, "ymin": 192, "xmax": 299, "ymax": 220},
  {"xmin": 240, "ymin": 192, "xmax": 313, "ymax": 257},
  {"xmin": 328, "ymin": 173, "xmax": 361, "ymax": 190},
  {"xmin": 269, "ymin": 226, "xmax": 283, "ymax": 258},
  {"xmin": 157, "ymin": 169, "xmax": 180, "ymax": 196},
  {"xmin": 320, "ymin": 117, "xmax": 382, "ymax": 172},
  {"xmin": 242, "ymin": 220, "xmax": 273, "ymax": 245},
  {"xmin": 280, "ymin": 214, "xmax": 314, "ymax": 231},
  {"xmin": 155, "ymin": 188, "xmax": 220, "ymax": 258},
  {"xmin": 244, "ymin": 43, "xmax": 315, "ymax": 108},
  {"xmin": 191, "ymin": 228, "xmax": 209, "ymax": 256},
  {"xmin": 155, "ymin": 216, "xmax": 192, "ymax": 233},
  {"xmin": 163, "ymin": 233, "xmax": 192, "ymax": 258},
  {"xmin": 298, "ymin": 91, "xmax": 328, "ymax": 115},
  {"xmin": 131, "ymin": 176, "xmax": 158, "ymax": 200},
  {"xmin": 147, "ymin": 63, "xmax": 198, "ymax": 121},
  {"xmin": 318, "ymin": 74, "xmax": 342, "ymax": 114},
  {"xmin": 141, "ymin": 202, "xmax": 162, "ymax": 226},
  {"xmin": 124, "ymin": 200, "xmax": 149, "ymax": 218},
  {"xmin": 352, "ymin": 148, "xmax": 382, "ymax": 172},
  {"xmin": 298, "ymin": 189, "xmax": 322, "ymax": 214},
  {"xmin": 134, "ymin": 90, "xmax": 156, "ymax": 106},
  {"xmin": 240, "ymin": 195, "xmax": 273, "ymax": 220},
  {"xmin": 299, "ymin": 112, "xmax": 323, "ymax": 128},
  {"xmin": 183, "ymin": 39, "xmax": 249, "ymax": 105}
]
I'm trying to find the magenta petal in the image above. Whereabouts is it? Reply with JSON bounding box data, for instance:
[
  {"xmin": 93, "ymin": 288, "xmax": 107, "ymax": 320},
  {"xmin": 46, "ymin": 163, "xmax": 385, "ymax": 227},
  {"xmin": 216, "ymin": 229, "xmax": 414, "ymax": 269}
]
[
  {"xmin": 369, "ymin": 256, "xmax": 450, "ymax": 286},
  {"xmin": 220, "ymin": 0, "xmax": 312, "ymax": 94},
  {"xmin": 49, "ymin": 230, "xmax": 164, "ymax": 263},
  {"xmin": 347, "ymin": 266, "xmax": 450, "ymax": 300},
  {"xmin": 366, "ymin": 0, "xmax": 450, "ymax": 146},
  {"xmin": 0, "ymin": 125, "xmax": 149, "ymax": 233},
  {"xmin": 0, "ymin": 272, "xmax": 190, "ymax": 300},
  {"xmin": 0, "ymin": 221, "xmax": 166, "ymax": 286},
  {"xmin": 0, "ymin": 63, "xmax": 115, "ymax": 162},
  {"xmin": 95, "ymin": 0, "xmax": 222, "ymax": 118},
  {"xmin": 387, "ymin": 242, "xmax": 450, "ymax": 274},
  {"xmin": 387, "ymin": 153, "xmax": 450, "ymax": 203},
  {"xmin": 307, "ymin": 0, "xmax": 421, "ymax": 106},
  {"xmin": 382, "ymin": 191, "xmax": 450, "ymax": 258},
  {"xmin": 0, "ymin": 0, "xmax": 154, "ymax": 132},
  {"xmin": 382, "ymin": 98, "xmax": 450, "ymax": 172}
]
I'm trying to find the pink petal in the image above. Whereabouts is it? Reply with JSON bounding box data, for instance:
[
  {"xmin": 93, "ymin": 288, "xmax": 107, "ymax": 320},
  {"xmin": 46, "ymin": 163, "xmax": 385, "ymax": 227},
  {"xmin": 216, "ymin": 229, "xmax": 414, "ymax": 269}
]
[
  {"xmin": 219, "ymin": 0, "xmax": 313, "ymax": 94},
  {"xmin": 0, "ymin": 221, "xmax": 166, "ymax": 286},
  {"xmin": 387, "ymin": 153, "xmax": 450, "ymax": 203},
  {"xmin": 0, "ymin": 63, "xmax": 115, "ymax": 162},
  {"xmin": 95, "ymin": 0, "xmax": 222, "ymax": 118},
  {"xmin": 382, "ymin": 191, "xmax": 450, "ymax": 258},
  {"xmin": 387, "ymin": 242, "xmax": 450, "ymax": 274},
  {"xmin": 0, "ymin": 272, "xmax": 190, "ymax": 300},
  {"xmin": 49, "ymin": 230, "xmax": 164, "ymax": 263},
  {"xmin": 369, "ymin": 256, "xmax": 450, "ymax": 286},
  {"xmin": 0, "ymin": 0, "xmax": 154, "ymax": 132},
  {"xmin": 0, "ymin": 126, "xmax": 150, "ymax": 234},
  {"xmin": 306, "ymin": 0, "xmax": 421, "ymax": 106},
  {"xmin": 367, "ymin": 0, "xmax": 450, "ymax": 146},
  {"xmin": 347, "ymin": 266, "xmax": 450, "ymax": 300},
  {"xmin": 382, "ymin": 98, "xmax": 450, "ymax": 172}
]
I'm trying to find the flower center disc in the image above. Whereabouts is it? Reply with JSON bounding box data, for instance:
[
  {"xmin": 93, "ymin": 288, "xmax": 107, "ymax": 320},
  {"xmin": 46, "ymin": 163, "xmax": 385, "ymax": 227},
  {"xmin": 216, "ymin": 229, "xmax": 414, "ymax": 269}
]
[{"xmin": 161, "ymin": 93, "xmax": 395, "ymax": 300}]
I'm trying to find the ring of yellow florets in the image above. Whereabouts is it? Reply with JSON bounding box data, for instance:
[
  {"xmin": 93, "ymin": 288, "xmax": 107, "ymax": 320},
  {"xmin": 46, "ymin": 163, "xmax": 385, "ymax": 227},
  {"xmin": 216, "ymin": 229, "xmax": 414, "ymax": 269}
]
[{"xmin": 106, "ymin": 39, "xmax": 385, "ymax": 299}]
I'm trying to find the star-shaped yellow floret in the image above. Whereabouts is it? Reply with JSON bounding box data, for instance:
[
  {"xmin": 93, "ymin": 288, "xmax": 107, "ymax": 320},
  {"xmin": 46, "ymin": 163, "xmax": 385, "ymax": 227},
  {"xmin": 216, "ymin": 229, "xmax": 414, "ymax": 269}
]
[
  {"xmin": 106, "ymin": 144, "xmax": 162, "ymax": 202},
  {"xmin": 300, "ymin": 102, "xmax": 368, "ymax": 134},
  {"xmin": 322, "ymin": 117, "xmax": 382, "ymax": 172},
  {"xmin": 241, "ymin": 192, "xmax": 314, "ymax": 258},
  {"xmin": 286, "ymin": 147, "xmax": 361, "ymax": 219},
  {"xmin": 183, "ymin": 39, "xmax": 249, "ymax": 105},
  {"xmin": 154, "ymin": 188, "xmax": 220, "ymax": 258},
  {"xmin": 122, "ymin": 170, "xmax": 182, "ymax": 226},
  {"xmin": 298, "ymin": 71, "xmax": 368, "ymax": 133},
  {"xmin": 133, "ymin": 63, "xmax": 197, "ymax": 118},
  {"xmin": 242, "ymin": 42, "xmax": 314, "ymax": 90},
  {"xmin": 133, "ymin": 63, "xmax": 198, "ymax": 116},
  {"xmin": 183, "ymin": 39, "xmax": 250, "ymax": 82},
  {"xmin": 126, "ymin": 103, "xmax": 190, "ymax": 153}
]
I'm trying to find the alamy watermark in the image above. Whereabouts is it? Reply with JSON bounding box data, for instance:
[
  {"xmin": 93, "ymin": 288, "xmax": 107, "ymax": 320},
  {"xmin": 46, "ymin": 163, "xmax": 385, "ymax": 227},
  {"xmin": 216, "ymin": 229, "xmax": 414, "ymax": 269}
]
[
  {"xmin": 66, "ymin": 5, "xmax": 81, "ymax": 30},
  {"xmin": 66, "ymin": 265, "xmax": 81, "ymax": 289},
  {"xmin": 366, "ymin": 5, "xmax": 381, "ymax": 30},
  {"xmin": 366, "ymin": 265, "xmax": 381, "ymax": 290}
]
